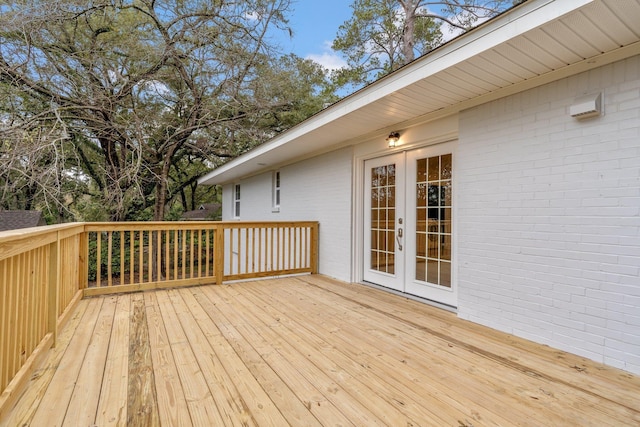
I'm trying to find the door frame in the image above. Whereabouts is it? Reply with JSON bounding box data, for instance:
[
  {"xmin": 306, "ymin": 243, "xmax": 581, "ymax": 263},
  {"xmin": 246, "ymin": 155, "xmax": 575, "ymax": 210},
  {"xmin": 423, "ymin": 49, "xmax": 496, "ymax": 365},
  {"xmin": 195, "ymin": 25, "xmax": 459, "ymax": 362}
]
[{"xmin": 352, "ymin": 138, "xmax": 458, "ymax": 309}]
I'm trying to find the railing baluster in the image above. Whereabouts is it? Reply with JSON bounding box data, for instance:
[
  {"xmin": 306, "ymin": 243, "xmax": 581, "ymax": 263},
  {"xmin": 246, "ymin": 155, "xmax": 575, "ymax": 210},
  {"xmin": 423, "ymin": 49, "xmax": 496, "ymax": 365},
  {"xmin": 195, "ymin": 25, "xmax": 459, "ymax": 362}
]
[
  {"xmin": 173, "ymin": 230, "xmax": 178, "ymax": 281},
  {"xmin": 138, "ymin": 230, "xmax": 143, "ymax": 284},
  {"xmin": 294, "ymin": 227, "xmax": 298, "ymax": 269},
  {"xmin": 205, "ymin": 229, "xmax": 210, "ymax": 277},
  {"xmin": 129, "ymin": 231, "xmax": 134, "ymax": 285},
  {"xmin": 24, "ymin": 250, "xmax": 33, "ymax": 360},
  {"xmin": 157, "ymin": 230, "xmax": 162, "ymax": 282},
  {"xmin": 181, "ymin": 230, "xmax": 186, "ymax": 280},
  {"xmin": 197, "ymin": 229, "xmax": 202, "ymax": 278},
  {"xmin": 244, "ymin": 227, "xmax": 249, "ymax": 274},
  {"xmin": 188, "ymin": 229, "xmax": 193, "ymax": 279},
  {"xmin": 289, "ymin": 226, "xmax": 293, "ymax": 270},
  {"xmin": 96, "ymin": 232, "xmax": 102, "ymax": 288},
  {"xmin": 120, "ymin": 231, "xmax": 125, "ymax": 286},
  {"xmin": 107, "ymin": 231, "xmax": 113, "ymax": 287},
  {"xmin": 257, "ymin": 228, "xmax": 262, "ymax": 272},
  {"xmin": 269, "ymin": 227, "xmax": 274, "ymax": 272},
  {"xmin": 166, "ymin": 230, "xmax": 170, "ymax": 280},
  {"xmin": 148, "ymin": 229, "xmax": 153, "ymax": 284},
  {"xmin": 9, "ymin": 256, "xmax": 17, "ymax": 384}
]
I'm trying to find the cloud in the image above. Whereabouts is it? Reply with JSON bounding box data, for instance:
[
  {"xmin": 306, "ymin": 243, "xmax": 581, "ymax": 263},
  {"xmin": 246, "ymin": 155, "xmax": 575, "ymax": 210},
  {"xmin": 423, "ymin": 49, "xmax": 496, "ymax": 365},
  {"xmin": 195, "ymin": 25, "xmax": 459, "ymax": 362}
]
[
  {"xmin": 245, "ymin": 11, "xmax": 259, "ymax": 21},
  {"xmin": 305, "ymin": 41, "xmax": 347, "ymax": 71}
]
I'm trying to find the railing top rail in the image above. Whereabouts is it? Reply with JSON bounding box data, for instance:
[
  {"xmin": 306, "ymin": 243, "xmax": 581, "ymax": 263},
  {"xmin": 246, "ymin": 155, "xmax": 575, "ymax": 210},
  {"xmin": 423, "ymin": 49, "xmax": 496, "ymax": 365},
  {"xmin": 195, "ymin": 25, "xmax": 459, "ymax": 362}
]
[
  {"xmin": 0, "ymin": 223, "xmax": 85, "ymax": 262},
  {"xmin": 0, "ymin": 220, "xmax": 319, "ymax": 261},
  {"xmin": 82, "ymin": 222, "xmax": 218, "ymax": 232},
  {"xmin": 0, "ymin": 223, "xmax": 83, "ymax": 241},
  {"xmin": 83, "ymin": 221, "xmax": 319, "ymax": 231},
  {"xmin": 216, "ymin": 221, "xmax": 319, "ymax": 228}
]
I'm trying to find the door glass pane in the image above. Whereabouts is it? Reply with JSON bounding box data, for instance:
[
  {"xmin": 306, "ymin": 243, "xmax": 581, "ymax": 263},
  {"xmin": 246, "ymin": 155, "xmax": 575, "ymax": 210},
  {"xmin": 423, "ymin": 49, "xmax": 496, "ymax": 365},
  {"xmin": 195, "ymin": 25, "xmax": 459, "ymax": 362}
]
[
  {"xmin": 440, "ymin": 261, "xmax": 451, "ymax": 288},
  {"xmin": 426, "ymin": 258, "xmax": 438, "ymax": 284},
  {"xmin": 428, "ymin": 157, "xmax": 439, "ymax": 181},
  {"xmin": 416, "ymin": 208, "xmax": 426, "ymax": 232},
  {"xmin": 442, "ymin": 181, "xmax": 452, "ymax": 206},
  {"xmin": 370, "ymin": 163, "xmax": 396, "ymax": 274},
  {"xmin": 441, "ymin": 208, "xmax": 452, "ymax": 234},
  {"xmin": 441, "ymin": 154, "xmax": 452, "ymax": 180},
  {"xmin": 417, "ymin": 159, "xmax": 427, "ymax": 182},
  {"xmin": 427, "ymin": 184, "xmax": 439, "ymax": 206},
  {"xmin": 441, "ymin": 235, "xmax": 451, "ymax": 261},
  {"xmin": 415, "ymin": 154, "xmax": 452, "ymax": 287},
  {"xmin": 371, "ymin": 209, "xmax": 378, "ymax": 229}
]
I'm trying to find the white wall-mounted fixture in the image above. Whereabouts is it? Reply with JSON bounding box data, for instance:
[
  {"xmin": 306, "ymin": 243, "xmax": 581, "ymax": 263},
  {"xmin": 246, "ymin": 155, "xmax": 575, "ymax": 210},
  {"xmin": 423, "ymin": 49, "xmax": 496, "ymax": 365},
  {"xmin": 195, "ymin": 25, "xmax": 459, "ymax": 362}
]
[
  {"xmin": 570, "ymin": 92, "xmax": 602, "ymax": 119},
  {"xmin": 386, "ymin": 131, "xmax": 400, "ymax": 147}
]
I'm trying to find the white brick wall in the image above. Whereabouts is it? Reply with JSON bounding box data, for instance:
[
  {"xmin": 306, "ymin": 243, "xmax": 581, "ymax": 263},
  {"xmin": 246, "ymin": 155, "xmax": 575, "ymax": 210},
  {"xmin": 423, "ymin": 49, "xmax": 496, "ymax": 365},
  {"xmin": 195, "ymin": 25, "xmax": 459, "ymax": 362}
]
[
  {"xmin": 457, "ymin": 56, "xmax": 640, "ymax": 373},
  {"xmin": 222, "ymin": 147, "xmax": 354, "ymax": 281}
]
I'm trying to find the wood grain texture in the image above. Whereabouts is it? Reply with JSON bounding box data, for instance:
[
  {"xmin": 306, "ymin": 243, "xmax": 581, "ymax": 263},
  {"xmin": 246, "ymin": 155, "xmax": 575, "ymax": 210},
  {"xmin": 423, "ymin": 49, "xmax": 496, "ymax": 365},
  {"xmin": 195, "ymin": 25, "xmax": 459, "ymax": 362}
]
[
  {"xmin": 4, "ymin": 276, "xmax": 639, "ymax": 427},
  {"xmin": 28, "ymin": 297, "xmax": 104, "ymax": 427},
  {"xmin": 127, "ymin": 294, "xmax": 159, "ymax": 427},
  {"xmin": 95, "ymin": 295, "xmax": 131, "ymax": 427},
  {"xmin": 1, "ymin": 296, "xmax": 90, "ymax": 427},
  {"xmin": 0, "ymin": 220, "xmax": 316, "ymax": 421}
]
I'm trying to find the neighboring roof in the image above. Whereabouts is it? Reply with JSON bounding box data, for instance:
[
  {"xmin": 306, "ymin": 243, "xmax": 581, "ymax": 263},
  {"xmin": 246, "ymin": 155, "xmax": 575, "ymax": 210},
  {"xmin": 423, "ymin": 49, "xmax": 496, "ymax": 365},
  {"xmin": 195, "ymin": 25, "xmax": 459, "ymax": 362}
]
[
  {"xmin": 199, "ymin": 0, "xmax": 640, "ymax": 186},
  {"xmin": 0, "ymin": 210, "xmax": 47, "ymax": 231},
  {"xmin": 181, "ymin": 203, "xmax": 221, "ymax": 220}
]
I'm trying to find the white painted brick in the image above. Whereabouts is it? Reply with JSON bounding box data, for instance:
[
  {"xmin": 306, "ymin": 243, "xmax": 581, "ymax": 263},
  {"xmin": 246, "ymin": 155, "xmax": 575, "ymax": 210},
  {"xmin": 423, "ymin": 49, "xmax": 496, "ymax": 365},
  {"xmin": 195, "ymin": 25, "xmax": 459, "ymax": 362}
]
[
  {"xmin": 604, "ymin": 348, "xmax": 640, "ymax": 372},
  {"xmin": 225, "ymin": 147, "xmax": 354, "ymax": 281},
  {"xmin": 457, "ymin": 56, "xmax": 640, "ymax": 375}
]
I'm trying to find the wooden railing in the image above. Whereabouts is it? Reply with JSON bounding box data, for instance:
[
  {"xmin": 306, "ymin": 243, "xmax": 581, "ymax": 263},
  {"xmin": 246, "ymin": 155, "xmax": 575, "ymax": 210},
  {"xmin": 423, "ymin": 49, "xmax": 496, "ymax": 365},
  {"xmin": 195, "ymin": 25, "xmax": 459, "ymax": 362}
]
[
  {"xmin": 0, "ymin": 220, "xmax": 318, "ymax": 419},
  {"xmin": 0, "ymin": 223, "xmax": 86, "ymax": 419}
]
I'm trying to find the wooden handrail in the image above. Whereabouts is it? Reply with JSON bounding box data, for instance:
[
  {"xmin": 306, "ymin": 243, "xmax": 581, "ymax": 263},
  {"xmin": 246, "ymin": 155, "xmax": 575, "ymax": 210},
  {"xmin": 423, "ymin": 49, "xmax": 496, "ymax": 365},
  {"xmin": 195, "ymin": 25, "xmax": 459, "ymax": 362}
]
[{"xmin": 0, "ymin": 220, "xmax": 318, "ymax": 420}]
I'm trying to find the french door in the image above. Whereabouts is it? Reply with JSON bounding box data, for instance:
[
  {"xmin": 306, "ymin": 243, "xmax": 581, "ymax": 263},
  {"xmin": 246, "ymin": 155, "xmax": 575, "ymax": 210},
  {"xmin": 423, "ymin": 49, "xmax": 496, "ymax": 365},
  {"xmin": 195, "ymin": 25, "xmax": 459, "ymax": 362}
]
[
  {"xmin": 364, "ymin": 143, "xmax": 456, "ymax": 307},
  {"xmin": 363, "ymin": 153, "xmax": 405, "ymax": 291}
]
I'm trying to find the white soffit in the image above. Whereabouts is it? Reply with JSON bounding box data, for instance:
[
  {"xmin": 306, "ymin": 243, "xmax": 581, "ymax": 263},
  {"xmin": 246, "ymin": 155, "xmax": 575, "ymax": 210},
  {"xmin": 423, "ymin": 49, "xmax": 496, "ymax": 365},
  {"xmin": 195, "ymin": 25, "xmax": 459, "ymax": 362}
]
[{"xmin": 199, "ymin": 0, "xmax": 640, "ymax": 185}]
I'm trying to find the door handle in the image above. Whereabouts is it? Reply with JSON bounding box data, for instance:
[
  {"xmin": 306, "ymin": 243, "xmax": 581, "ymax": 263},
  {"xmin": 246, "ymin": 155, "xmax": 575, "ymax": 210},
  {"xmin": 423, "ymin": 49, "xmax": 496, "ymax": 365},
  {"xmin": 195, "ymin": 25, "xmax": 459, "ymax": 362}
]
[{"xmin": 396, "ymin": 228, "xmax": 403, "ymax": 251}]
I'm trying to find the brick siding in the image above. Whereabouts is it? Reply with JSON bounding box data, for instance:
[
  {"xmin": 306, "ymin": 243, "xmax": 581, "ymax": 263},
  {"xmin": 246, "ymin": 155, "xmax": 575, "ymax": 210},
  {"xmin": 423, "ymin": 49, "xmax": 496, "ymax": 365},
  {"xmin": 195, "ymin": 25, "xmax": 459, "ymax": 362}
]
[{"xmin": 456, "ymin": 56, "xmax": 640, "ymax": 374}]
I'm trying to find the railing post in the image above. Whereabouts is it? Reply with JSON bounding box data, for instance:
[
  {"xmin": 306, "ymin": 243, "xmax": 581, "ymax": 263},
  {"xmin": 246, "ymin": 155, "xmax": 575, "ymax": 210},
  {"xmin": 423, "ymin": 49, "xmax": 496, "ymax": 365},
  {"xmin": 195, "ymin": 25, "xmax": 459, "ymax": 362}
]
[
  {"xmin": 47, "ymin": 232, "xmax": 60, "ymax": 346},
  {"xmin": 214, "ymin": 225, "xmax": 224, "ymax": 285}
]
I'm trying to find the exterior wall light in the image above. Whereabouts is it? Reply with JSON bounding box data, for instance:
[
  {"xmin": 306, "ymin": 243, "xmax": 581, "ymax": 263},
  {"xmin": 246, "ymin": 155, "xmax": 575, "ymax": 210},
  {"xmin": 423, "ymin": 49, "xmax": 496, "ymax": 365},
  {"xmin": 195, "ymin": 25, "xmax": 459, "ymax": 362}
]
[{"xmin": 386, "ymin": 131, "xmax": 400, "ymax": 147}]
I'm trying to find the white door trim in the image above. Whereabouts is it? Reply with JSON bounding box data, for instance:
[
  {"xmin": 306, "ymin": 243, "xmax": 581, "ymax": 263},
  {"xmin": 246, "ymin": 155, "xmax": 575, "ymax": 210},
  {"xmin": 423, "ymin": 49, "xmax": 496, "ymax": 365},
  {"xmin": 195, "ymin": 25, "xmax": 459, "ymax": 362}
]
[{"xmin": 354, "ymin": 139, "xmax": 458, "ymax": 308}]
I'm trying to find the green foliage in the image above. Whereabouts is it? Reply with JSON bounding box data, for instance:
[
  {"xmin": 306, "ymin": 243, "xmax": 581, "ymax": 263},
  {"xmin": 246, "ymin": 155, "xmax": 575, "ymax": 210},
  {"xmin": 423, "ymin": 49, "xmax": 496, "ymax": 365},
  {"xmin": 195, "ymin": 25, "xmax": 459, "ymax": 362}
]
[{"xmin": 0, "ymin": 0, "xmax": 337, "ymax": 222}]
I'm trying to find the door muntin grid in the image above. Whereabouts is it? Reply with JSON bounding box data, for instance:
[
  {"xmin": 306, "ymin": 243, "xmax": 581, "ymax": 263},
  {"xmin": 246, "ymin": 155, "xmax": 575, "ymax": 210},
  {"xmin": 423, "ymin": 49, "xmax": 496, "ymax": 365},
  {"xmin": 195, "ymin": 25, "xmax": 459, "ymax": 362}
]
[{"xmin": 370, "ymin": 164, "xmax": 396, "ymax": 274}]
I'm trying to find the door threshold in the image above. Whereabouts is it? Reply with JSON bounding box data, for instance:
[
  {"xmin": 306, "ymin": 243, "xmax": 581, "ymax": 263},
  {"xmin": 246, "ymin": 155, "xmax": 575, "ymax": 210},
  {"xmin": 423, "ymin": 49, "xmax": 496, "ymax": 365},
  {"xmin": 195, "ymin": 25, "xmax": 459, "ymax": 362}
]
[{"xmin": 361, "ymin": 281, "xmax": 457, "ymax": 313}]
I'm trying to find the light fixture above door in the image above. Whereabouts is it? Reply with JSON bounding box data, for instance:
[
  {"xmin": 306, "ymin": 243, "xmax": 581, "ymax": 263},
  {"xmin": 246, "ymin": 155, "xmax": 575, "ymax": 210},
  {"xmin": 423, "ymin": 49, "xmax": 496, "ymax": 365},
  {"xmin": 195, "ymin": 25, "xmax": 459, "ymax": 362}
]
[{"xmin": 386, "ymin": 131, "xmax": 400, "ymax": 147}]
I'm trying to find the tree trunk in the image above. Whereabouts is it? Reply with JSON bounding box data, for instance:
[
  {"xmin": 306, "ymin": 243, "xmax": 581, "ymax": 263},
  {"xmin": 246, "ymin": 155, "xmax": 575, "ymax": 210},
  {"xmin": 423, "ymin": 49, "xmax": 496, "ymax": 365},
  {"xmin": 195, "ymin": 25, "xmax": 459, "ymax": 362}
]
[{"xmin": 402, "ymin": 1, "xmax": 417, "ymax": 64}]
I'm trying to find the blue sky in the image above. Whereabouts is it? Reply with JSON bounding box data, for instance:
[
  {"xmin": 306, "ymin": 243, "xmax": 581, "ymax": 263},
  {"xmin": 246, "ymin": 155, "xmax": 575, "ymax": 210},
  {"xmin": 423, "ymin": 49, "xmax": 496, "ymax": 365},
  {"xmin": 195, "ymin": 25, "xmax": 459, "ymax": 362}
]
[{"xmin": 274, "ymin": 0, "xmax": 353, "ymax": 70}]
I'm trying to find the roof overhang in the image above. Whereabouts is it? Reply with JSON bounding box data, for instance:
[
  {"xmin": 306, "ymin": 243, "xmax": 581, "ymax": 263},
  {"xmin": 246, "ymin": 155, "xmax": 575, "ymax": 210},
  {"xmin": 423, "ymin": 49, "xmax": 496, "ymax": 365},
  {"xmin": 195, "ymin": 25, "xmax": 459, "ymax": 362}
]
[{"xmin": 199, "ymin": 0, "xmax": 640, "ymax": 185}]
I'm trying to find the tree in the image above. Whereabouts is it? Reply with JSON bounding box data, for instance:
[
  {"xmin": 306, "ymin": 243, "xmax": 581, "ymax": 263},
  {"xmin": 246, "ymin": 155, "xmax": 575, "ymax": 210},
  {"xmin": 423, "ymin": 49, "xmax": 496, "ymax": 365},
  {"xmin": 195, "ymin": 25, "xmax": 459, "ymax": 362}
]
[
  {"xmin": 332, "ymin": 0, "xmax": 518, "ymax": 90},
  {"xmin": 0, "ymin": 0, "xmax": 300, "ymax": 221},
  {"xmin": 0, "ymin": 81, "xmax": 83, "ymax": 221}
]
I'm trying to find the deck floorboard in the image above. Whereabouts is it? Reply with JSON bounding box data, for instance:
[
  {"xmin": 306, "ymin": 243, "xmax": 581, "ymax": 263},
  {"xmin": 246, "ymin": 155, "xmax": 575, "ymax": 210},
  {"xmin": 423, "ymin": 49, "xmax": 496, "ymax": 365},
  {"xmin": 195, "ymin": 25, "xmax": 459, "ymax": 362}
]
[{"xmin": 3, "ymin": 275, "xmax": 640, "ymax": 426}]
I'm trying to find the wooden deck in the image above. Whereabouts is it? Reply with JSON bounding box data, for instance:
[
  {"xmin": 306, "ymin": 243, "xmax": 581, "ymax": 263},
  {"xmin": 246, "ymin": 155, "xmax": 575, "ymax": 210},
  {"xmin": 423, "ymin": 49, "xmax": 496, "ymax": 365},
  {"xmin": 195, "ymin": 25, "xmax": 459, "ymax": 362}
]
[{"xmin": 3, "ymin": 275, "xmax": 639, "ymax": 427}]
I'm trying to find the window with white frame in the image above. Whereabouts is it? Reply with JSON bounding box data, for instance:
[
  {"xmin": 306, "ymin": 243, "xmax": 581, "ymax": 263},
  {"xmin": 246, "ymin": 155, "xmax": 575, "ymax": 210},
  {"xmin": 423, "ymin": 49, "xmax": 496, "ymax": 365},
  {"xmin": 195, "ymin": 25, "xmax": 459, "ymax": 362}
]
[
  {"xmin": 233, "ymin": 184, "xmax": 241, "ymax": 218},
  {"xmin": 272, "ymin": 171, "xmax": 280, "ymax": 211}
]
